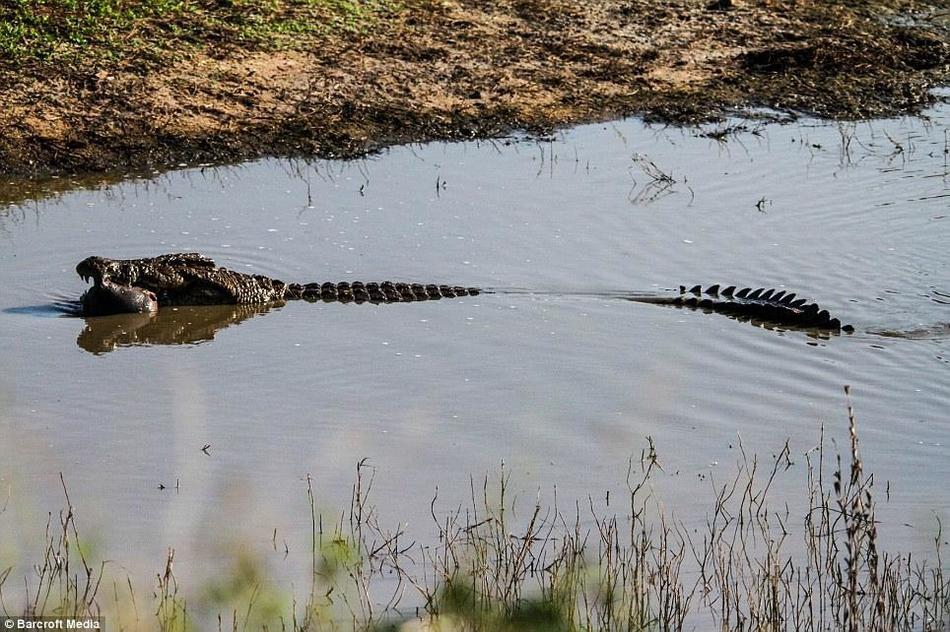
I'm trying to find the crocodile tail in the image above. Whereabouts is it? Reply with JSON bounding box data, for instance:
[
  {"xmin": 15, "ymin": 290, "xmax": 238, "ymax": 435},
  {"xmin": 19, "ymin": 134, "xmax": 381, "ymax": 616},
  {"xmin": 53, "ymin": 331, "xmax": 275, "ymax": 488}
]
[
  {"xmin": 284, "ymin": 281, "xmax": 480, "ymax": 304},
  {"xmin": 632, "ymin": 285, "xmax": 853, "ymax": 332},
  {"xmin": 672, "ymin": 284, "xmax": 854, "ymax": 332}
]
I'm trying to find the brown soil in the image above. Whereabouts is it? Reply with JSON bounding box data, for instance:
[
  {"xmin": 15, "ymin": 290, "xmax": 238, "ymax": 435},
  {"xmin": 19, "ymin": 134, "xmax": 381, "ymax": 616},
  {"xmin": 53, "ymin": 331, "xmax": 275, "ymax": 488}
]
[{"xmin": 1, "ymin": 0, "xmax": 948, "ymax": 178}]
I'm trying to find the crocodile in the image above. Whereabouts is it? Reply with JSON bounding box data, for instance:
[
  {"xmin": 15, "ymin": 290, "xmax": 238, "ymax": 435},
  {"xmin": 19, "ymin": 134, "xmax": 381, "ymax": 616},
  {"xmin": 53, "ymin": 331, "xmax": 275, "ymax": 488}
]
[{"xmin": 75, "ymin": 253, "xmax": 854, "ymax": 332}]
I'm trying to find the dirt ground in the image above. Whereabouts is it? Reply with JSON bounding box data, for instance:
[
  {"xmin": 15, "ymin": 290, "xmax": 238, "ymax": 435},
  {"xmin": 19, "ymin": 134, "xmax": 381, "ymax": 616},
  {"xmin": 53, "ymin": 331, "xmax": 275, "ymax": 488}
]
[{"xmin": 1, "ymin": 0, "xmax": 948, "ymax": 178}]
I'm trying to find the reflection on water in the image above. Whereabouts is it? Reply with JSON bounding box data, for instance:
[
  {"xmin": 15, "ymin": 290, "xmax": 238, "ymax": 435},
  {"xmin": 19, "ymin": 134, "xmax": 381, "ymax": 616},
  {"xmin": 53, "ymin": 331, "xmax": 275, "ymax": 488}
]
[
  {"xmin": 67, "ymin": 279, "xmax": 862, "ymax": 353},
  {"xmin": 72, "ymin": 290, "xmax": 851, "ymax": 353},
  {"xmin": 870, "ymin": 322, "xmax": 950, "ymax": 340},
  {"xmin": 76, "ymin": 303, "xmax": 280, "ymax": 354},
  {"xmin": 59, "ymin": 284, "xmax": 946, "ymax": 353}
]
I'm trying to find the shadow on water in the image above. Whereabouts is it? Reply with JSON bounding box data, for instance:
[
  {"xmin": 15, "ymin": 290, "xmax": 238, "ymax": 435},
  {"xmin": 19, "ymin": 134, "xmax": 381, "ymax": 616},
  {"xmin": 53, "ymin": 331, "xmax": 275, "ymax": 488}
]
[{"xmin": 4, "ymin": 303, "xmax": 72, "ymax": 317}]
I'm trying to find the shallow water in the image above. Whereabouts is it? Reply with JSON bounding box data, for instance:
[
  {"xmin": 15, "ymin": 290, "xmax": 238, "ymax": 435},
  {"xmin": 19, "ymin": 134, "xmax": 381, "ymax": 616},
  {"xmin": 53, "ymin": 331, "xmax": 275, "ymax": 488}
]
[{"xmin": 1, "ymin": 103, "xmax": 948, "ymax": 597}]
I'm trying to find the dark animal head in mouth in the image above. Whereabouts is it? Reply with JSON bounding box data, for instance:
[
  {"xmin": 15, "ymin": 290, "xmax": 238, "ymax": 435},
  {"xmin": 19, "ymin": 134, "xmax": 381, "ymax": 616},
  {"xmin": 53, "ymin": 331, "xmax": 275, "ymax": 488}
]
[
  {"xmin": 77, "ymin": 257, "xmax": 156, "ymax": 316},
  {"xmin": 80, "ymin": 281, "xmax": 158, "ymax": 316}
]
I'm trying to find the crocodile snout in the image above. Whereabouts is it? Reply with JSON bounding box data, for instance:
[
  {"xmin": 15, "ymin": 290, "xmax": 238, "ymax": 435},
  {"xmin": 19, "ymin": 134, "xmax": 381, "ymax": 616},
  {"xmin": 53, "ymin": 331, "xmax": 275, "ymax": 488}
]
[{"xmin": 76, "ymin": 256, "xmax": 111, "ymax": 285}]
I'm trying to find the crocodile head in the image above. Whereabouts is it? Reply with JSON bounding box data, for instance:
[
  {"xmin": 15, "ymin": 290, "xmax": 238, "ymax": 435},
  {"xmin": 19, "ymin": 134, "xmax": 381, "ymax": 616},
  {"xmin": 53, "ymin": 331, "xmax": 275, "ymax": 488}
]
[
  {"xmin": 77, "ymin": 256, "xmax": 157, "ymax": 316},
  {"xmin": 77, "ymin": 255, "xmax": 124, "ymax": 286}
]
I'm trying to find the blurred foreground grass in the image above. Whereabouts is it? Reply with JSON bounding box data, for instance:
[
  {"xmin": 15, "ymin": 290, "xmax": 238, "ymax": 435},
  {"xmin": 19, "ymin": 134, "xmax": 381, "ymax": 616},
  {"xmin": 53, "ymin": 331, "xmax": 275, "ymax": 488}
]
[{"xmin": 1, "ymin": 393, "xmax": 948, "ymax": 630}]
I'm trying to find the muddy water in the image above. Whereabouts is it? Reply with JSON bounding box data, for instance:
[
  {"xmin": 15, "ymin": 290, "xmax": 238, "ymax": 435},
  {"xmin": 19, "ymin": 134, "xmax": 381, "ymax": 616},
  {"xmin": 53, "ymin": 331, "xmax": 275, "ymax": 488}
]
[{"xmin": 1, "ymin": 104, "xmax": 948, "ymax": 595}]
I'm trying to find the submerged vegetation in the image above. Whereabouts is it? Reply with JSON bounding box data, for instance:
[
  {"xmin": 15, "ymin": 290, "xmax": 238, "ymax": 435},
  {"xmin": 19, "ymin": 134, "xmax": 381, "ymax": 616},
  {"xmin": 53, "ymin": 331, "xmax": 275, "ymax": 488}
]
[{"xmin": 1, "ymin": 392, "xmax": 948, "ymax": 630}]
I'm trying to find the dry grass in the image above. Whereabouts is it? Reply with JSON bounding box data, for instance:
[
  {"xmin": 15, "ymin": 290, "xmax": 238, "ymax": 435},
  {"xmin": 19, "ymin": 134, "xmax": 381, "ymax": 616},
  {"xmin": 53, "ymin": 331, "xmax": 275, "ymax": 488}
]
[{"xmin": 1, "ymin": 391, "xmax": 947, "ymax": 630}]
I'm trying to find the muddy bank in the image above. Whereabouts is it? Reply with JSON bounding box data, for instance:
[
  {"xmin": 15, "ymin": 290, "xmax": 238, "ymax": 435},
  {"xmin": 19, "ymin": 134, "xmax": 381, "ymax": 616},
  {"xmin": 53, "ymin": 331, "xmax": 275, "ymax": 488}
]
[{"xmin": 1, "ymin": 0, "xmax": 948, "ymax": 178}]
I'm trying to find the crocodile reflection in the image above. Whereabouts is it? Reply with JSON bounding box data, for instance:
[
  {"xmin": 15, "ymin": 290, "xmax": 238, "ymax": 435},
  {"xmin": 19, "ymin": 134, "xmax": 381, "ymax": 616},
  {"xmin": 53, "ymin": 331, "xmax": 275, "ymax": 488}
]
[
  {"xmin": 77, "ymin": 302, "xmax": 278, "ymax": 354},
  {"xmin": 869, "ymin": 323, "xmax": 950, "ymax": 340}
]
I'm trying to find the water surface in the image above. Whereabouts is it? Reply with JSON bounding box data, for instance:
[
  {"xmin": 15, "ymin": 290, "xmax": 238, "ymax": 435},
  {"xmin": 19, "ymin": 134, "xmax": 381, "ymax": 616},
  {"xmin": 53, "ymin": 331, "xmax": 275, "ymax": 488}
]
[{"xmin": 1, "ymin": 106, "xmax": 948, "ymax": 594}]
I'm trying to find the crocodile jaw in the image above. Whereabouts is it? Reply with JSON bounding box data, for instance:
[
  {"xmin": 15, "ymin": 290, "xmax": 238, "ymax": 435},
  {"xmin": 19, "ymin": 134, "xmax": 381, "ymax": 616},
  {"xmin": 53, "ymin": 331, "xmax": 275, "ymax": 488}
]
[
  {"xmin": 76, "ymin": 256, "xmax": 110, "ymax": 286},
  {"xmin": 76, "ymin": 257, "xmax": 157, "ymax": 315}
]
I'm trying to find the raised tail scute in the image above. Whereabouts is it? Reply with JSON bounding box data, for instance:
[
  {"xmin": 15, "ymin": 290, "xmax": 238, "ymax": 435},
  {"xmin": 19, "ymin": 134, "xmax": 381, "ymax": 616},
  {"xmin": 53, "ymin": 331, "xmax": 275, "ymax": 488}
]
[{"xmin": 640, "ymin": 285, "xmax": 853, "ymax": 332}]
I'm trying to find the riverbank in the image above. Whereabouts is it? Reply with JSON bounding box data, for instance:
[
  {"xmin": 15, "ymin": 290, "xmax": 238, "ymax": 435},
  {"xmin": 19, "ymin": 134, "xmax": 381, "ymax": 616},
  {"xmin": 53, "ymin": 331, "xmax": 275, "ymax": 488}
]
[{"xmin": 1, "ymin": 0, "xmax": 948, "ymax": 177}]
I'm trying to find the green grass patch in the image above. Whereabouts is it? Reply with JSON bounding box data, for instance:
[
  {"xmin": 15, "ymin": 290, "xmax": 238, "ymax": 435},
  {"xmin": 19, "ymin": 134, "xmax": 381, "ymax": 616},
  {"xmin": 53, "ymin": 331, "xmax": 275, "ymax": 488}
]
[{"xmin": 0, "ymin": 0, "xmax": 403, "ymax": 64}]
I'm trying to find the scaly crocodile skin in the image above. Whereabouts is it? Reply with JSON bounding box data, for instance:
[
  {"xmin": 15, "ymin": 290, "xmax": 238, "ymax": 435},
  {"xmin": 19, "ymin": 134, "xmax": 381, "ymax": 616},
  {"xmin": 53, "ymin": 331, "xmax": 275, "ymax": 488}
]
[{"xmin": 76, "ymin": 254, "xmax": 851, "ymax": 331}]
